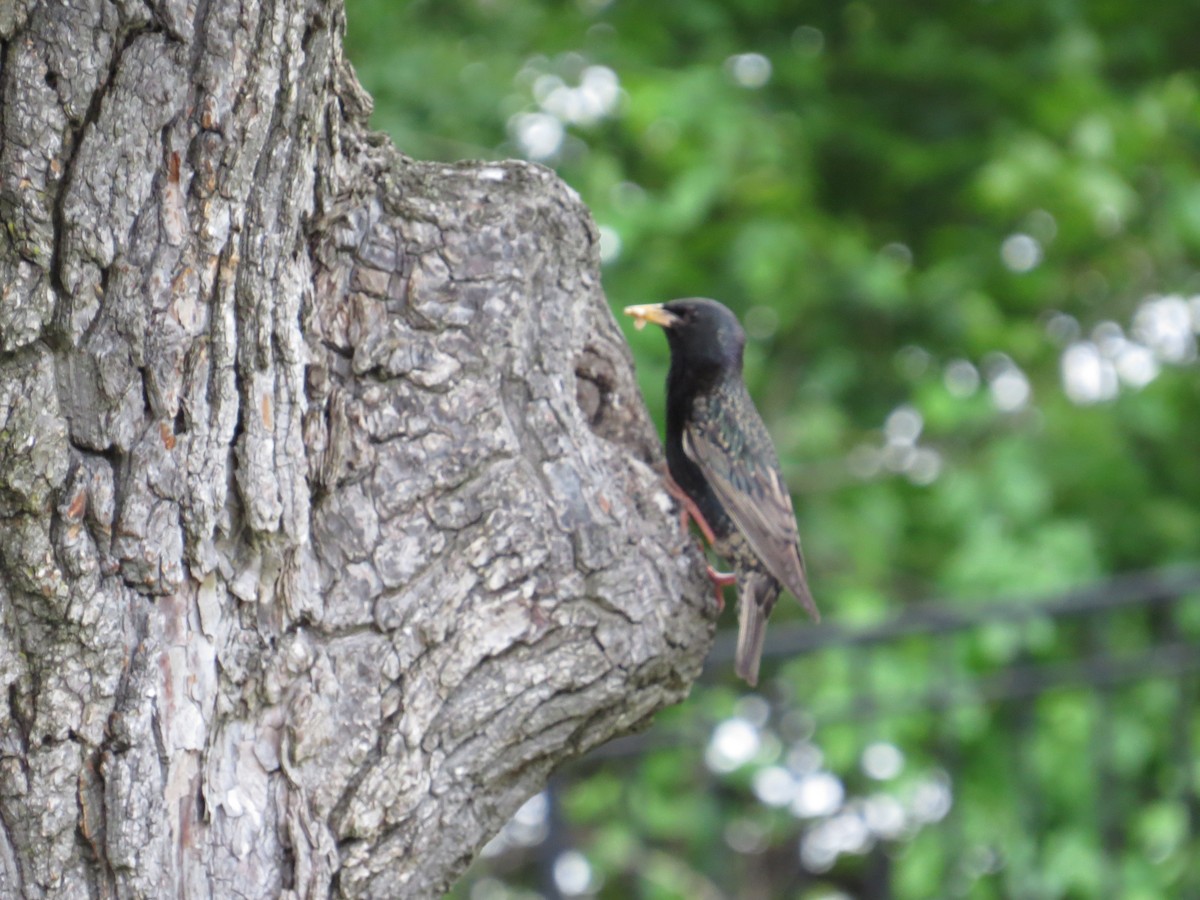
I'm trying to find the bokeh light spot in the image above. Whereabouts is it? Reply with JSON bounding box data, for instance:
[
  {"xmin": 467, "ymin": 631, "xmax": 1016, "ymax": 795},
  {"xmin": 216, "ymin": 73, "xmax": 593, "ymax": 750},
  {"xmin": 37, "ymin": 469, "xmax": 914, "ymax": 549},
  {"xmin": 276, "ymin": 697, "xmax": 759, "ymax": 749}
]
[
  {"xmin": 791, "ymin": 771, "xmax": 844, "ymax": 818},
  {"xmin": 944, "ymin": 359, "xmax": 980, "ymax": 397},
  {"xmin": 895, "ymin": 344, "xmax": 929, "ymax": 379},
  {"xmin": 735, "ymin": 693, "xmax": 772, "ymax": 727},
  {"xmin": 880, "ymin": 241, "xmax": 913, "ymax": 270},
  {"xmin": 597, "ymin": 224, "xmax": 621, "ymax": 264},
  {"xmin": 907, "ymin": 447, "xmax": 943, "ymax": 486},
  {"xmin": 909, "ymin": 772, "xmax": 953, "ymax": 823},
  {"xmin": 1062, "ymin": 342, "xmax": 1118, "ymax": 405},
  {"xmin": 1133, "ymin": 294, "xmax": 1196, "ymax": 363},
  {"xmin": 787, "ymin": 740, "xmax": 824, "ymax": 775},
  {"xmin": 884, "ymin": 405, "xmax": 923, "ymax": 445},
  {"xmin": 1001, "ymin": 233, "xmax": 1042, "ymax": 273},
  {"xmin": 1044, "ymin": 312, "xmax": 1080, "ymax": 345},
  {"xmin": 725, "ymin": 818, "xmax": 769, "ymax": 854},
  {"xmin": 864, "ymin": 794, "xmax": 908, "ymax": 839},
  {"xmin": 726, "ymin": 52, "xmax": 772, "ymax": 88},
  {"xmin": 744, "ymin": 305, "xmax": 780, "ymax": 341},
  {"xmin": 553, "ymin": 850, "xmax": 594, "ymax": 896},
  {"xmin": 706, "ymin": 718, "xmax": 761, "ymax": 773},
  {"xmin": 753, "ymin": 765, "xmax": 797, "ymax": 807},
  {"xmin": 1114, "ymin": 342, "xmax": 1159, "ymax": 389},
  {"xmin": 1027, "ymin": 208, "xmax": 1058, "ymax": 243},
  {"xmin": 792, "ymin": 25, "xmax": 825, "ymax": 56},
  {"xmin": 861, "ymin": 742, "xmax": 904, "ymax": 780},
  {"xmin": 985, "ymin": 357, "xmax": 1031, "ymax": 412},
  {"xmin": 509, "ymin": 111, "xmax": 564, "ymax": 159},
  {"xmin": 846, "ymin": 444, "xmax": 882, "ymax": 480}
]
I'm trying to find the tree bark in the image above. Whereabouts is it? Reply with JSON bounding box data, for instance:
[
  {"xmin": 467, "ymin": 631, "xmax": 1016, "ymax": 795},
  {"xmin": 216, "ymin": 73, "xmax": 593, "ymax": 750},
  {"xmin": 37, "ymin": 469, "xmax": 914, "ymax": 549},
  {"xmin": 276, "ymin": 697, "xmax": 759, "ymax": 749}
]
[{"xmin": 0, "ymin": 1, "xmax": 713, "ymax": 897}]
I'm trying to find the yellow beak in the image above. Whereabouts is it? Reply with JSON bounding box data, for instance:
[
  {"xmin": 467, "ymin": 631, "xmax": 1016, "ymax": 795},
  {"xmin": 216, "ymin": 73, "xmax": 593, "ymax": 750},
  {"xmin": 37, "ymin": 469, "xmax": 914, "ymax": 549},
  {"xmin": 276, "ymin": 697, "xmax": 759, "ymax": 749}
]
[{"xmin": 623, "ymin": 303, "xmax": 680, "ymax": 331}]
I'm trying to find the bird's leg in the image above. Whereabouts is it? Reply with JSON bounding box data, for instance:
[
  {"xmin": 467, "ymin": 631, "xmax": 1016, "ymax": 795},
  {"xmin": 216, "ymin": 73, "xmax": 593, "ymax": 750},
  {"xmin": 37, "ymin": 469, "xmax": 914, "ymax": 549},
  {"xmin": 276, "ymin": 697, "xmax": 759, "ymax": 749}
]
[
  {"xmin": 662, "ymin": 471, "xmax": 719, "ymax": 547},
  {"xmin": 662, "ymin": 471, "xmax": 733, "ymax": 611}
]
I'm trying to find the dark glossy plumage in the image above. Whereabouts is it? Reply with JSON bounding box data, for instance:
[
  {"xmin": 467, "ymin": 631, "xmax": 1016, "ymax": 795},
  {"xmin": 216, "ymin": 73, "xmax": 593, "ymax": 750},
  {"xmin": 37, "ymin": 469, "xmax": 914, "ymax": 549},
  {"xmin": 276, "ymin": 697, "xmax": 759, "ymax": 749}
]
[{"xmin": 625, "ymin": 298, "xmax": 817, "ymax": 685}]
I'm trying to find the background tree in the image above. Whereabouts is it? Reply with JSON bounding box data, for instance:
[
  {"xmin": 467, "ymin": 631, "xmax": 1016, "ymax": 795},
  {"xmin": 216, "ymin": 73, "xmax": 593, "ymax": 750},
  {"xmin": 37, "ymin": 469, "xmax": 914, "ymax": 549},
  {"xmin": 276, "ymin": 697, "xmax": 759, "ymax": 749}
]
[
  {"xmin": 0, "ymin": 0, "xmax": 712, "ymax": 896},
  {"xmin": 344, "ymin": 0, "xmax": 1200, "ymax": 896}
]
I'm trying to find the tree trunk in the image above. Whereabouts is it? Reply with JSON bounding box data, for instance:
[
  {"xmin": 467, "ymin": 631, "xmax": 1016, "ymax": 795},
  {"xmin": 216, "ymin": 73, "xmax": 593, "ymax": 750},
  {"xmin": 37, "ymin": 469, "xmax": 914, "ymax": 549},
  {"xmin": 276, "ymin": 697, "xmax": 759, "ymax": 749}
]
[{"xmin": 0, "ymin": 1, "xmax": 712, "ymax": 896}]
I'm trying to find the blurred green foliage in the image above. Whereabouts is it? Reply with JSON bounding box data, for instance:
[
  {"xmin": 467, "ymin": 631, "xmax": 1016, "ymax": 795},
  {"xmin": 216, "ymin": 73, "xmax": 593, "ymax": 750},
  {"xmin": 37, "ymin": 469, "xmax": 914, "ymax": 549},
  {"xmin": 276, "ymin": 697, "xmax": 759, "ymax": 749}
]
[{"xmin": 345, "ymin": 1, "xmax": 1200, "ymax": 896}]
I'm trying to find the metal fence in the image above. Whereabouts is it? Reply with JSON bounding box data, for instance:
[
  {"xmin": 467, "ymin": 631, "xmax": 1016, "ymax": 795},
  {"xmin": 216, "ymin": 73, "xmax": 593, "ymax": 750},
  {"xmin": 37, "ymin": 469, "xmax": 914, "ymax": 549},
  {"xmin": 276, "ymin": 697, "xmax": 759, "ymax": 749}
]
[{"xmin": 464, "ymin": 567, "xmax": 1200, "ymax": 899}]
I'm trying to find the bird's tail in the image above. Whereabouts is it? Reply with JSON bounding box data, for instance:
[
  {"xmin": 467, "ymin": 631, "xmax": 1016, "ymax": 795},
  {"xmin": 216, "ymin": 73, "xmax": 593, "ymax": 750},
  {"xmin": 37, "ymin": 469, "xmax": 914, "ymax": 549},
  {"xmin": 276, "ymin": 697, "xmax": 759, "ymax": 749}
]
[{"xmin": 735, "ymin": 574, "xmax": 781, "ymax": 687}]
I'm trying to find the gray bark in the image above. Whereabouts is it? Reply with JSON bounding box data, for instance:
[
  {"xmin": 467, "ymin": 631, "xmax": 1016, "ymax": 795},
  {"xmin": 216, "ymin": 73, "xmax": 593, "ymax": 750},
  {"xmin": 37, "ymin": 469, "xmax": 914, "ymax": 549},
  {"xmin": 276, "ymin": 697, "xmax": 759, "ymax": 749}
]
[{"xmin": 0, "ymin": 0, "xmax": 713, "ymax": 897}]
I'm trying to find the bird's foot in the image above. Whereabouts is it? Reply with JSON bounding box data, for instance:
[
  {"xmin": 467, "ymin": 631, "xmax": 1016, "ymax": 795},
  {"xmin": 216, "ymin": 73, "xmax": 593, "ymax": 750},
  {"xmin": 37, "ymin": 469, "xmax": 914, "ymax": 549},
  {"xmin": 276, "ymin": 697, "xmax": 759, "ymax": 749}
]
[{"xmin": 705, "ymin": 565, "xmax": 735, "ymax": 612}]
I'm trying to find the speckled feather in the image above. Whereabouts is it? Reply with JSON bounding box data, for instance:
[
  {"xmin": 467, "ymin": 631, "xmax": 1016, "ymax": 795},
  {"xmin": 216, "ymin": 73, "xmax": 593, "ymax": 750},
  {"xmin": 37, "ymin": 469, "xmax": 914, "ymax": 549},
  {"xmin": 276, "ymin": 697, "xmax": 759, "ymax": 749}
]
[{"xmin": 640, "ymin": 298, "xmax": 818, "ymax": 686}]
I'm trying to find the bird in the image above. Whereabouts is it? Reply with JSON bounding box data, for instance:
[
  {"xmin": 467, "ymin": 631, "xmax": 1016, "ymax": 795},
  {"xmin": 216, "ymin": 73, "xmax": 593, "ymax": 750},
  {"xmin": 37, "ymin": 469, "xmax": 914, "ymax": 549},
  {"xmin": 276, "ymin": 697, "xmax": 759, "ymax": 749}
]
[{"xmin": 624, "ymin": 298, "xmax": 818, "ymax": 686}]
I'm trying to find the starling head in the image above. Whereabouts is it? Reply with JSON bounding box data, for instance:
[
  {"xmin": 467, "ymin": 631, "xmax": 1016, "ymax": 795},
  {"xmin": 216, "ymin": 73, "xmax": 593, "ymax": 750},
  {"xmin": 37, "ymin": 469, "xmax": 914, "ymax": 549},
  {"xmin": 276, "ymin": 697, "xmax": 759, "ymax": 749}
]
[{"xmin": 624, "ymin": 298, "xmax": 745, "ymax": 377}]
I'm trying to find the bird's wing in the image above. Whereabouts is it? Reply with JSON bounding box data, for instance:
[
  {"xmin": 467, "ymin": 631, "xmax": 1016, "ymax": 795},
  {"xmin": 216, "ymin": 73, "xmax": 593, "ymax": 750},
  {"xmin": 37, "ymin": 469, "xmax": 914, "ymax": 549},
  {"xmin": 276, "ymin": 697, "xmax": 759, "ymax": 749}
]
[{"xmin": 683, "ymin": 390, "xmax": 819, "ymax": 620}]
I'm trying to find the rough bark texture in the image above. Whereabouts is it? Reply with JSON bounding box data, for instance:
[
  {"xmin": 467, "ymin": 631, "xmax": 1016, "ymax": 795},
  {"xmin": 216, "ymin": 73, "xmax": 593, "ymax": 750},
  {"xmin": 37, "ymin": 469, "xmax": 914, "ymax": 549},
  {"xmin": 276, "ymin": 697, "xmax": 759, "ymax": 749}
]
[{"xmin": 0, "ymin": 0, "xmax": 713, "ymax": 897}]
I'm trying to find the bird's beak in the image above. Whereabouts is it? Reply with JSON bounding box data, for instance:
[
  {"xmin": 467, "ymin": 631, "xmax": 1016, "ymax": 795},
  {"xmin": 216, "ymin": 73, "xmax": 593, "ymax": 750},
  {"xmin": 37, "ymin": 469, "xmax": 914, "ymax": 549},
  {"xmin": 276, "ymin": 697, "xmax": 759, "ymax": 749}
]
[{"xmin": 623, "ymin": 303, "xmax": 680, "ymax": 331}]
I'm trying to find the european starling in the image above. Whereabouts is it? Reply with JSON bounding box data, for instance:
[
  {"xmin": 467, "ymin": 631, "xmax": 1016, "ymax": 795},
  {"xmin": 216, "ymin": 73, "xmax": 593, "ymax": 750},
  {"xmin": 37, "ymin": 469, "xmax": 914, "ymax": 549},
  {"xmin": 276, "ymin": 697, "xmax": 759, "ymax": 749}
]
[{"xmin": 625, "ymin": 298, "xmax": 818, "ymax": 686}]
